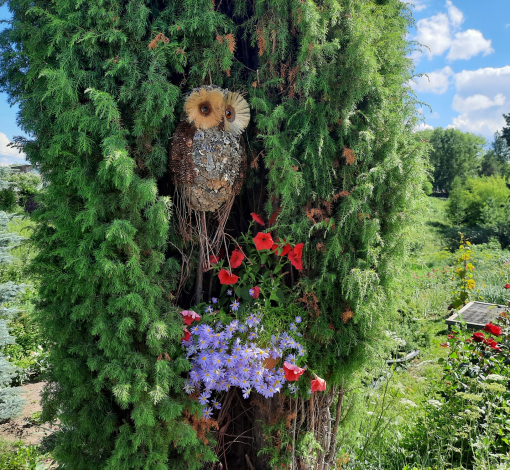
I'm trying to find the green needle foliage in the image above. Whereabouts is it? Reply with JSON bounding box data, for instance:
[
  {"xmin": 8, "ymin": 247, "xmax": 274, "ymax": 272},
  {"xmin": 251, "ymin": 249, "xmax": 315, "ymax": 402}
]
[{"xmin": 0, "ymin": 0, "xmax": 426, "ymax": 468}]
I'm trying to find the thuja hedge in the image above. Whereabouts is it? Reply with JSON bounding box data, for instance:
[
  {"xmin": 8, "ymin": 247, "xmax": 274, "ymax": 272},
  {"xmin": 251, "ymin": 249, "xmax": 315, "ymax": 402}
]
[{"xmin": 0, "ymin": 0, "xmax": 426, "ymax": 468}]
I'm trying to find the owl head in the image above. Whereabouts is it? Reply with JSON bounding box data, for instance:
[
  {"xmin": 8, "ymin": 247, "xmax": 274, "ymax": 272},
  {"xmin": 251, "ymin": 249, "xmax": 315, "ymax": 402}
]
[{"xmin": 184, "ymin": 86, "xmax": 250, "ymax": 134}]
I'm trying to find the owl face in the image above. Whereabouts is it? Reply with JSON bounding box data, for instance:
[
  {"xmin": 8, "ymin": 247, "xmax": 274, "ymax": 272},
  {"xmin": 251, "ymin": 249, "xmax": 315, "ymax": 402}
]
[{"xmin": 184, "ymin": 86, "xmax": 250, "ymax": 135}]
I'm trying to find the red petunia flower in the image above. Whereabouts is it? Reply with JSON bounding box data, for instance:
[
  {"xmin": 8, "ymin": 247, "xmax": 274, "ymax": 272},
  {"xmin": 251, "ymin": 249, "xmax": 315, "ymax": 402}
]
[
  {"xmin": 181, "ymin": 310, "xmax": 201, "ymax": 326},
  {"xmin": 218, "ymin": 269, "xmax": 239, "ymax": 285},
  {"xmin": 283, "ymin": 362, "xmax": 305, "ymax": 382},
  {"xmin": 209, "ymin": 255, "xmax": 220, "ymax": 264},
  {"xmin": 484, "ymin": 323, "xmax": 502, "ymax": 336},
  {"xmin": 472, "ymin": 332, "xmax": 485, "ymax": 343},
  {"xmin": 181, "ymin": 327, "xmax": 191, "ymax": 342},
  {"xmin": 230, "ymin": 249, "xmax": 245, "ymax": 269},
  {"xmin": 253, "ymin": 232, "xmax": 274, "ymax": 251},
  {"xmin": 250, "ymin": 286, "xmax": 260, "ymax": 299},
  {"xmin": 505, "ymin": 283, "xmax": 510, "ymax": 289},
  {"xmin": 251, "ymin": 213, "xmax": 265, "ymax": 226},
  {"xmin": 311, "ymin": 376, "xmax": 326, "ymax": 392},
  {"xmin": 271, "ymin": 239, "xmax": 292, "ymax": 257},
  {"xmin": 288, "ymin": 243, "xmax": 304, "ymax": 270}
]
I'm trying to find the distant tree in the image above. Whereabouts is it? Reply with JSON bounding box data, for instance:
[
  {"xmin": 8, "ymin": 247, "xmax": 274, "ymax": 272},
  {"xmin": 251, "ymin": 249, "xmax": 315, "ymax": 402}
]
[
  {"xmin": 0, "ymin": 167, "xmax": 25, "ymax": 422},
  {"xmin": 447, "ymin": 175, "xmax": 510, "ymax": 227},
  {"xmin": 502, "ymin": 113, "xmax": 510, "ymax": 147},
  {"xmin": 480, "ymin": 131, "xmax": 510, "ymax": 178},
  {"xmin": 418, "ymin": 128, "xmax": 486, "ymax": 192}
]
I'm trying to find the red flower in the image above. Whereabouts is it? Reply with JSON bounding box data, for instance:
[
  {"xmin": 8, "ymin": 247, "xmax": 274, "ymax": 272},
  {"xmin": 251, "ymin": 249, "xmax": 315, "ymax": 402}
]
[
  {"xmin": 311, "ymin": 376, "xmax": 326, "ymax": 392},
  {"xmin": 484, "ymin": 323, "xmax": 502, "ymax": 336},
  {"xmin": 181, "ymin": 310, "xmax": 201, "ymax": 326},
  {"xmin": 283, "ymin": 362, "xmax": 305, "ymax": 382},
  {"xmin": 253, "ymin": 232, "xmax": 274, "ymax": 251},
  {"xmin": 251, "ymin": 213, "xmax": 265, "ymax": 226},
  {"xmin": 472, "ymin": 332, "xmax": 485, "ymax": 343},
  {"xmin": 447, "ymin": 334, "xmax": 455, "ymax": 339},
  {"xmin": 288, "ymin": 243, "xmax": 304, "ymax": 270},
  {"xmin": 250, "ymin": 286, "xmax": 260, "ymax": 299},
  {"xmin": 483, "ymin": 338, "xmax": 501, "ymax": 350},
  {"xmin": 505, "ymin": 283, "xmax": 510, "ymax": 289},
  {"xmin": 272, "ymin": 239, "xmax": 292, "ymax": 257},
  {"xmin": 181, "ymin": 327, "xmax": 191, "ymax": 342},
  {"xmin": 230, "ymin": 249, "xmax": 245, "ymax": 269},
  {"xmin": 209, "ymin": 255, "xmax": 220, "ymax": 264},
  {"xmin": 218, "ymin": 269, "xmax": 239, "ymax": 285}
]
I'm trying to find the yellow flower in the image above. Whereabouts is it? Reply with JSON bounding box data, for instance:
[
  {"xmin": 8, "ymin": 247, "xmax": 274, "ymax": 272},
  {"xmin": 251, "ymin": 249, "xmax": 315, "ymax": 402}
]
[{"xmin": 466, "ymin": 279, "xmax": 476, "ymax": 290}]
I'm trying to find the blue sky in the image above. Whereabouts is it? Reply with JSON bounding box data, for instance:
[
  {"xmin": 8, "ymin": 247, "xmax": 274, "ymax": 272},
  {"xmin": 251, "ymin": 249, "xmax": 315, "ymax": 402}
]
[
  {"xmin": 0, "ymin": 1, "xmax": 509, "ymax": 163},
  {"xmin": 409, "ymin": 0, "xmax": 510, "ymax": 139}
]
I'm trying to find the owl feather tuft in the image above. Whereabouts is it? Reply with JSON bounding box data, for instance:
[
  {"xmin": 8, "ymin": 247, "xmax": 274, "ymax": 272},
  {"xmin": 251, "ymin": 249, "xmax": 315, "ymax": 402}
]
[
  {"xmin": 224, "ymin": 92, "xmax": 250, "ymax": 135},
  {"xmin": 185, "ymin": 88, "xmax": 224, "ymax": 129}
]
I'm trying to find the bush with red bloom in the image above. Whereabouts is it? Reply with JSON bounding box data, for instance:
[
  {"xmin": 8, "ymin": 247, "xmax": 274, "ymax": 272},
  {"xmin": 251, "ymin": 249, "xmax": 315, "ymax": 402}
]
[
  {"xmin": 218, "ymin": 269, "xmax": 239, "ymax": 285},
  {"xmin": 181, "ymin": 310, "xmax": 201, "ymax": 326},
  {"xmin": 483, "ymin": 338, "xmax": 501, "ymax": 351},
  {"xmin": 250, "ymin": 212, "xmax": 265, "ymax": 226},
  {"xmin": 288, "ymin": 243, "xmax": 304, "ymax": 270},
  {"xmin": 283, "ymin": 362, "xmax": 305, "ymax": 382},
  {"xmin": 249, "ymin": 286, "xmax": 260, "ymax": 299},
  {"xmin": 472, "ymin": 332, "xmax": 485, "ymax": 343},
  {"xmin": 505, "ymin": 283, "xmax": 510, "ymax": 289},
  {"xmin": 484, "ymin": 322, "xmax": 502, "ymax": 336},
  {"xmin": 311, "ymin": 375, "xmax": 326, "ymax": 392},
  {"xmin": 253, "ymin": 232, "xmax": 274, "ymax": 251},
  {"xmin": 230, "ymin": 249, "xmax": 245, "ymax": 269}
]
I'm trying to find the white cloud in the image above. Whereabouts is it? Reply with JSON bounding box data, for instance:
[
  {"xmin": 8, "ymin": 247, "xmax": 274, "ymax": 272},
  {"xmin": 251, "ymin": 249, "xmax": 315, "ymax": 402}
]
[
  {"xmin": 0, "ymin": 132, "xmax": 26, "ymax": 165},
  {"xmin": 414, "ymin": 122, "xmax": 434, "ymax": 132},
  {"xmin": 445, "ymin": 0, "xmax": 464, "ymax": 29},
  {"xmin": 412, "ymin": 66, "xmax": 454, "ymax": 94},
  {"xmin": 414, "ymin": 13, "xmax": 451, "ymax": 59},
  {"xmin": 448, "ymin": 67, "xmax": 510, "ymax": 139},
  {"xmin": 447, "ymin": 29, "xmax": 494, "ymax": 61},
  {"xmin": 413, "ymin": 1, "xmax": 493, "ymax": 62},
  {"xmin": 452, "ymin": 93, "xmax": 505, "ymax": 113},
  {"xmin": 407, "ymin": 0, "xmax": 428, "ymax": 11}
]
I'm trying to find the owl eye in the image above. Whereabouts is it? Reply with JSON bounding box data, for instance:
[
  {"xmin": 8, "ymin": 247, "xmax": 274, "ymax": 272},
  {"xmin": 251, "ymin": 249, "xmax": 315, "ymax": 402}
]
[
  {"xmin": 225, "ymin": 105, "xmax": 236, "ymax": 122},
  {"xmin": 199, "ymin": 102, "xmax": 211, "ymax": 116}
]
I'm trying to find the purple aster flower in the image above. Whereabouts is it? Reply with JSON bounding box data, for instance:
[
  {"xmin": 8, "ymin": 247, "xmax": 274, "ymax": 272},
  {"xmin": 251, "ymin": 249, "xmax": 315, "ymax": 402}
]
[
  {"xmin": 198, "ymin": 392, "xmax": 210, "ymax": 405},
  {"xmin": 203, "ymin": 407, "xmax": 213, "ymax": 419},
  {"xmin": 249, "ymin": 288, "xmax": 255, "ymax": 297},
  {"xmin": 213, "ymin": 400, "xmax": 222, "ymax": 410},
  {"xmin": 285, "ymin": 353, "xmax": 296, "ymax": 364},
  {"xmin": 289, "ymin": 323, "xmax": 297, "ymax": 331},
  {"xmin": 295, "ymin": 316, "xmax": 302, "ymax": 323},
  {"xmin": 184, "ymin": 383, "xmax": 194, "ymax": 394},
  {"xmin": 227, "ymin": 289, "xmax": 233, "ymax": 296},
  {"xmin": 288, "ymin": 384, "xmax": 299, "ymax": 394},
  {"xmin": 238, "ymin": 323, "xmax": 247, "ymax": 333},
  {"xmin": 249, "ymin": 331, "xmax": 258, "ymax": 340},
  {"xmin": 242, "ymin": 388, "xmax": 251, "ymax": 399},
  {"xmin": 205, "ymin": 305, "xmax": 213, "ymax": 314},
  {"xmin": 212, "ymin": 297, "xmax": 218, "ymax": 304},
  {"xmin": 230, "ymin": 300, "xmax": 240, "ymax": 312}
]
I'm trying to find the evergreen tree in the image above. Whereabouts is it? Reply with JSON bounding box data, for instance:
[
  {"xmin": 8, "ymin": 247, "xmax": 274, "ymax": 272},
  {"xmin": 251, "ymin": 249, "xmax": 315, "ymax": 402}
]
[
  {"xmin": 502, "ymin": 113, "xmax": 510, "ymax": 148},
  {"xmin": 0, "ymin": 167, "xmax": 26, "ymax": 422},
  {"xmin": 0, "ymin": 0, "xmax": 426, "ymax": 468}
]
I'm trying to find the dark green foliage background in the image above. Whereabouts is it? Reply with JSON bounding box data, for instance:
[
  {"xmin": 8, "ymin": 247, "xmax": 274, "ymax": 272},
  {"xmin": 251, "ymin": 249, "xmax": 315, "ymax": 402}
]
[{"xmin": 0, "ymin": 0, "xmax": 426, "ymax": 467}]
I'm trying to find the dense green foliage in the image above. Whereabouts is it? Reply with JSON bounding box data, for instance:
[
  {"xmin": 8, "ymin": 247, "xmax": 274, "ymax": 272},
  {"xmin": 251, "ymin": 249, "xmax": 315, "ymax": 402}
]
[
  {"xmin": 0, "ymin": 170, "xmax": 42, "ymax": 213},
  {"xmin": 480, "ymin": 131, "xmax": 510, "ymax": 178},
  {"xmin": 0, "ymin": 0, "xmax": 426, "ymax": 467},
  {"xmin": 447, "ymin": 175, "xmax": 510, "ymax": 225},
  {"xmin": 418, "ymin": 127, "xmax": 485, "ymax": 192}
]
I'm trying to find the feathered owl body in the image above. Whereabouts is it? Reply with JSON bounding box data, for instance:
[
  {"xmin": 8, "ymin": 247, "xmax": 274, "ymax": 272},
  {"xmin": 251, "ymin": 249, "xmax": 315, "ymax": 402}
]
[{"xmin": 170, "ymin": 85, "xmax": 249, "ymax": 213}]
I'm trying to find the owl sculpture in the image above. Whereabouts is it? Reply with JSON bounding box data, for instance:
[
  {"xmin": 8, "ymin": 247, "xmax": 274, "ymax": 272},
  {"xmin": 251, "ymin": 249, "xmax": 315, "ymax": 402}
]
[{"xmin": 170, "ymin": 85, "xmax": 250, "ymax": 213}]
